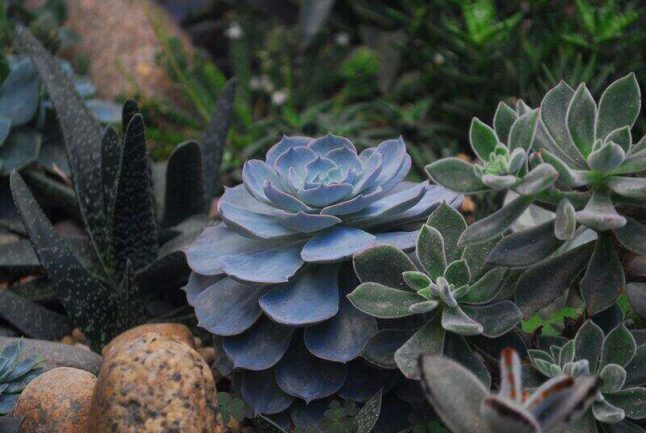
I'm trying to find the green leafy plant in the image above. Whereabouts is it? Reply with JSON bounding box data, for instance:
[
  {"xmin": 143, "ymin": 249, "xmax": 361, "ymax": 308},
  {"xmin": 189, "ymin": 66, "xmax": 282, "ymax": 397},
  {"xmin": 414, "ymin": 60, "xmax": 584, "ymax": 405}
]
[
  {"xmin": 349, "ymin": 202, "xmax": 521, "ymax": 380},
  {"xmin": 529, "ymin": 320, "xmax": 646, "ymax": 432},
  {"xmin": 4, "ymin": 27, "xmax": 233, "ymax": 350},
  {"xmin": 0, "ymin": 340, "xmax": 43, "ymax": 415}
]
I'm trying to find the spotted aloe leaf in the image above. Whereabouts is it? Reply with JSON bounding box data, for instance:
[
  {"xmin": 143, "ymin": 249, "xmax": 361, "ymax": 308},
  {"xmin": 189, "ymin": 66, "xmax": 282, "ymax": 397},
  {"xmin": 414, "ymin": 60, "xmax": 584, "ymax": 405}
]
[
  {"xmin": 10, "ymin": 172, "xmax": 120, "ymax": 350},
  {"xmin": 162, "ymin": 140, "xmax": 205, "ymax": 227}
]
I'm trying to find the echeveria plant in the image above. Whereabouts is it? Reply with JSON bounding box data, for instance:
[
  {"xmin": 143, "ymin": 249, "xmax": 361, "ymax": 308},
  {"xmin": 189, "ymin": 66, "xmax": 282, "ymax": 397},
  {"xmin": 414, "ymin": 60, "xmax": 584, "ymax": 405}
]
[
  {"xmin": 185, "ymin": 133, "xmax": 459, "ymax": 418},
  {"xmin": 349, "ymin": 202, "xmax": 522, "ymax": 380},
  {"xmin": 419, "ymin": 348, "xmax": 601, "ymax": 433},
  {"xmin": 529, "ymin": 321, "xmax": 646, "ymax": 432},
  {"xmin": 426, "ymin": 74, "xmax": 646, "ymax": 318},
  {"xmin": 0, "ymin": 340, "xmax": 43, "ymax": 415}
]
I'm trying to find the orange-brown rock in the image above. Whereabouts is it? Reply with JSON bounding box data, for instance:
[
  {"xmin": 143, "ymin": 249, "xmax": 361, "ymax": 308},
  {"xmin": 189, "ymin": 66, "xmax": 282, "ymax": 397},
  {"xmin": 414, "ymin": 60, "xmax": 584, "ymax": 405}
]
[
  {"xmin": 13, "ymin": 367, "xmax": 96, "ymax": 433},
  {"xmin": 101, "ymin": 323, "xmax": 195, "ymax": 359},
  {"xmin": 89, "ymin": 333, "xmax": 217, "ymax": 433}
]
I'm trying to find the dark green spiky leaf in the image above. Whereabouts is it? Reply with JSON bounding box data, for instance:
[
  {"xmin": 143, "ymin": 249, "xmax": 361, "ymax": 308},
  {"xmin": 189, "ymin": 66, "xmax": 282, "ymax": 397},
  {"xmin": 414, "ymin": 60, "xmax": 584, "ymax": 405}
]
[
  {"xmin": 101, "ymin": 127, "xmax": 121, "ymax": 219},
  {"xmin": 417, "ymin": 225, "xmax": 446, "ymax": 279},
  {"xmin": 353, "ymin": 245, "xmax": 416, "ymax": 290},
  {"xmin": 516, "ymin": 243, "xmax": 593, "ymax": 316},
  {"xmin": 487, "ymin": 220, "xmax": 562, "ymax": 267},
  {"xmin": 459, "ymin": 195, "xmax": 534, "ymax": 247},
  {"xmin": 395, "ymin": 312, "xmax": 445, "ymax": 379},
  {"xmin": 575, "ymin": 320, "xmax": 604, "ymax": 373},
  {"xmin": 509, "ymin": 109, "xmax": 539, "ymax": 151},
  {"xmin": 493, "ymin": 102, "xmax": 517, "ymax": 142},
  {"xmin": 115, "ymin": 260, "xmax": 146, "ymax": 331},
  {"xmin": 469, "ymin": 118, "xmax": 498, "ymax": 161},
  {"xmin": 121, "ymin": 100, "xmax": 139, "ymax": 131},
  {"xmin": 15, "ymin": 27, "xmax": 108, "ymax": 267},
  {"xmin": 10, "ymin": 172, "xmax": 119, "ymax": 350},
  {"xmin": 596, "ymin": 73, "xmax": 641, "ymax": 141},
  {"xmin": 202, "ymin": 78, "xmax": 235, "ymax": 203},
  {"xmin": 356, "ymin": 389, "xmax": 382, "ymax": 433},
  {"xmin": 580, "ymin": 233, "xmax": 624, "ymax": 315},
  {"xmin": 162, "ymin": 141, "xmax": 205, "ymax": 227},
  {"xmin": 426, "ymin": 202, "xmax": 467, "ymax": 262},
  {"xmin": 567, "ymin": 83, "xmax": 597, "ymax": 157},
  {"xmin": 110, "ymin": 114, "xmax": 158, "ymax": 277},
  {"xmin": 362, "ymin": 329, "xmax": 414, "ymax": 369},
  {"xmin": 425, "ymin": 158, "xmax": 488, "ymax": 193},
  {"xmin": 0, "ymin": 239, "xmax": 41, "ymax": 276},
  {"xmin": 0, "ymin": 290, "xmax": 72, "ymax": 340},
  {"xmin": 347, "ymin": 283, "xmax": 421, "ymax": 319},
  {"xmin": 600, "ymin": 325, "xmax": 636, "ymax": 369}
]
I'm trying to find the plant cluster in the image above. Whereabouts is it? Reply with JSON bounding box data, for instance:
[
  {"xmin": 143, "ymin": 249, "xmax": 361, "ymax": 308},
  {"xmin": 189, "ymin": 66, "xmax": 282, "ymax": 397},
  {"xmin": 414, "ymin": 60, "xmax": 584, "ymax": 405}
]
[{"xmin": 0, "ymin": 340, "xmax": 42, "ymax": 416}]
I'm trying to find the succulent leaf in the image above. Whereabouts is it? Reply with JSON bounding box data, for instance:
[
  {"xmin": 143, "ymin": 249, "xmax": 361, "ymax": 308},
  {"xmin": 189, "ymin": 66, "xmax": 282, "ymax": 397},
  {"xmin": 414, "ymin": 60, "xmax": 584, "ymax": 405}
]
[
  {"xmin": 555, "ymin": 199, "xmax": 577, "ymax": 240},
  {"xmin": 493, "ymin": 102, "xmax": 518, "ymax": 142},
  {"xmin": 353, "ymin": 244, "xmax": 416, "ymax": 290},
  {"xmin": 575, "ymin": 320, "xmax": 605, "ymax": 373},
  {"xmin": 395, "ymin": 313, "xmax": 445, "ymax": 379},
  {"xmin": 576, "ymin": 192, "xmax": 626, "ymax": 232},
  {"xmin": 417, "ymin": 225, "xmax": 447, "ymax": 279},
  {"xmin": 567, "ymin": 83, "xmax": 597, "ymax": 157},
  {"xmin": 425, "ymin": 158, "xmax": 488, "ymax": 193},
  {"xmin": 596, "ymin": 73, "xmax": 641, "ymax": 141},
  {"xmin": 487, "ymin": 220, "xmax": 562, "ymax": 267},
  {"xmin": 580, "ymin": 233, "xmax": 624, "ymax": 315},
  {"xmin": 600, "ymin": 325, "xmax": 636, "ymax": 370},
  {"xmin": 509, "ymin": 109, "xmax": 539, "ymax": 152},
  {"xmin": 347, "ymin": 282, "xmax": 421, "ymax": 319},
  {"xmin": 470, "ymin": 118, "xmax": 499, "ymax": 161},
  {"xmin": 162, "ymin": 140, "xmax": 206, "ymax": 227}
]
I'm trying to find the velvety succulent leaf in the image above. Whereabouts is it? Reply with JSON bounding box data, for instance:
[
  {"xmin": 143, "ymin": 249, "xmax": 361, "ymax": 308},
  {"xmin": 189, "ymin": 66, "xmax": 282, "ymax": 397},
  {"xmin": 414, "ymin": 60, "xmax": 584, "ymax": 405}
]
[
  {"xmin": 509, "ymin": 109, "xmax": 539, "ymax": 152},
  {"xmin": 596, "ymin": 73, "xmax": 641, "ymax": 141},
  {"xmin": 625, "ymin": 345, "xmax": 646, "ymax": 387},
  {"xmin": 608, "ymin": 177, "xmax": 646, "ymax": 200},
  {"xmin": 481, "ymin": 174, "xmax": 517, "ymax": 190},
  {"xmin": 601, "ymin": 420, "xmax": 646, "ymax": 433},
  {"xmin": 487, "ymin": 220, "xmax": 562, "ymax": 267},
  {"xmin": 0, "ymin": 58, "xmax": 39, "ymax": 126},
  {"xmin": 626, "ymin": 283, "xmax": 646, "ymax": 321},
  {"xmin": 461, "ymin": 237, "xmax": 499, "ymax": 280},
  {"xmin": 0, "ymin": 290, "xmax": 72, "ymax": 340},
  {"xmin": 606, "ymin": 126, "xmax": 632, "ymax": 152},
  {"xmin": 613, "ymin": 149, "xmax": 646, "ymax": 175},
  {"xmin": 15, "ymin": 27, "xmax": 109, "ymax": 266},
  {"xmin": 417, "ymin": 225, "xmax": 446, "ymax": 279},
  {"xmin": 194, "ymin": 277, "xmax": 265, "ymax": 336},
  {"xmin": 513, "ymin": 163, "xmax": 559, "ymax": 196},
  {"xmin": 241, "ymin": 370, "xmax": 294, "ymax": 415},
  {"xmin": 220, "ymin": 243, "xmax": 305, "ymax": 284},
  {"xmin": 275, "ymin": 338, "xmax": 347, "ymax": 403},
  {"xmin": 442, "ymin": 306, "xmax": 483, "ymax": 336},
  {"xmin": 162, "ymin": 141, "xmax": 205, "ymax": 227},
  {"xmin": 402, "ymin": 271, "xmax": 431, "ymax": 291},
  {"xmin": 304, "ymin": 294, "xmax": 377, "ymax": 363},
  {"xmin": 469, "ymin": 117, "xmax": 499, "ymax": 161},
  {"xmin": 223, "ymin": 316, "xmax": 294, "ymax": 370},
  {"xmin": 580, "ymin": 233, "xmax": 624, "ymax": 315},
  {"xmin": 588, "ymin": 141, "xmax": 626, "ymax": 174},
  {"xmin": 577, "ymin": 192, "xmax": 626, "ymax": 232},
  {"xmin": 425, "ymin": 158, "xmax": 488, "ymax": 193},
  {"xmin": 462, "ymin": 301, "xmax": 522, "ymax": 338},
  {"xmin": 110, "ymin": 114, "xmax": 158, "ymax": 276},
  {"xmin": 516, "ymin": 243, "xmax": 593, "ymax": 316},
  {"xmin": 567, "ymin": 83, "xmax": 597, "ymax": 157},
  {"xmin": 600, "ymin": 364, "xmax": 627, "ymax": 393},
  {"xmin": 301, "ymin": 226, "xmax": 376, "ymax": 263},
  {"xmin": 493, "ymin": 102, "xmax": 518, "ymax": 142},
  {"xmin": 593, "ymin": 399, "xmax": 626, "ymax": 424},
  {"xmin": 418, "ymin": 354, "xmax": 493, "ymax": 433},
  {"xmin": 355, "ymin": 389, "xmax": 382, "ymax": 433},
  {"xmin": 575, "ymin": 320, "xmax": 604, "ymax": 373},
  {"xmin": 444, "ymin": 260, "xmax": 470, "ymax": 287},
  {"xmin": 347, "ymin": 282, "xmax": 422, "ymax": 319},
  {"xmin": 361, "ymin": 329, "xmax": 414, "ymax": 370},
  {"xmin": 559, "ymin": 340, "xmax": 576, "ymax": 367},
  {"xmin": 630, "ymin": 135, "xmax": 646, "ymax": 156},
  {"xmin": 426, "ymin": 201, "xmax": 467, "ymax": 262},
  {"xmin": 260, "ymin": 264, "xmax": 339, "ymax": 326},
  {"xmin": 459, "ymin": 195, "xmax": 534, "ymax": 246},
  {"xmin": 540, "ymin": 81, "xmax": 586, "ymax": 167},
  {"xmin": 555, "ymin": 199, "xmax": 577, "ymax": 240},
  {"xmin": 443, "ymin": 332, "xmax": 491, "ymax": 387},
  {"xmin": 604, "ymin": 388, "xmax": 646, "ymax": 420},
  {"xmin": 395, "ymin": 312, "xmax": 445, "ymax": 379},
  {"xmin": 540, "ymin": 150, "xmax": 589, "ymax": 187},
  {"xmin": 0, "ymin": 130, "xmax": 41, "ymax": 175},
  {"xmin": 201, "ymin": 78, "xmax": 235, "ymax": 202},
  {"xmin": 601, "ymin": 325, "xmax": 637, "ymax": 369},
  {"xmin": 459, "ymin": 268, "xmax": 505, "ymax": 304},
  {"xmin": 352, "ymin": 244, "xmax": 416, "ymax": 290},
  {"xmin": 10, "ymin": 172, "xmax": 119, "ymax": 350}
]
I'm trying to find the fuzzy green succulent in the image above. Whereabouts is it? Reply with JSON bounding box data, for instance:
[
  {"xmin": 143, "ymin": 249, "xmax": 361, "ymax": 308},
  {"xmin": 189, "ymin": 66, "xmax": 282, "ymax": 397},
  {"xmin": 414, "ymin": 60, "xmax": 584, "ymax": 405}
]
[
  {"xmin": 529, "ymin": 321, "xmax": 646, "ymax": 432},
  {"xmin": 0, "ymin": 340, "xmax": 43, "ymax": 415},
  {"xmin": 349, "ymin": 202, "xmax": 521, "ymax": 380},
  {"xmin": 426, "ymin": 73, "xmax": 646, "ymax": 318}
]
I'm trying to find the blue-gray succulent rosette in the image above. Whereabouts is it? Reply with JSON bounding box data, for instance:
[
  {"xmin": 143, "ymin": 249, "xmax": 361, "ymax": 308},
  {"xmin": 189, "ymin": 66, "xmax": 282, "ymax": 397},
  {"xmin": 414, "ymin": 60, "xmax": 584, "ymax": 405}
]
[{"xmin": 184, "ymin": 134, "xmax": 460, "ymax": 419}]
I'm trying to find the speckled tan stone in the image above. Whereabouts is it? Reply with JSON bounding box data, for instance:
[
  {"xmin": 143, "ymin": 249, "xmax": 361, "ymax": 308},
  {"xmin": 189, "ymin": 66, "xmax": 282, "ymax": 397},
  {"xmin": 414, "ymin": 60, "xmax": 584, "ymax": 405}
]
[
  {"xmin": 13, "ymin": 367, "xmax": 96, "ymax": 433},
  {"xmin": 89, "ymin": 333, "xmax": 217, "ymax": 433},
  {"xmin": 101, "ymin": 323, "xmax": 195, "ymax": 359}
]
